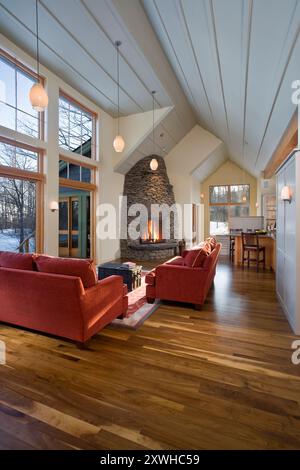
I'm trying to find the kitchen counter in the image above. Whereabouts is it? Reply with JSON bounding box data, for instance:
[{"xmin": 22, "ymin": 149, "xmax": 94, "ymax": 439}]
[{"xmin": 232, "ymin": 233, "xmax": 276, "ymax": 271}]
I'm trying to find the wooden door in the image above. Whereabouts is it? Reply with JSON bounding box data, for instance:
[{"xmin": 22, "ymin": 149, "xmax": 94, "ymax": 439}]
[{"xmin": 59, "ymin": 197, "xmax": 79, "ymax": 258}]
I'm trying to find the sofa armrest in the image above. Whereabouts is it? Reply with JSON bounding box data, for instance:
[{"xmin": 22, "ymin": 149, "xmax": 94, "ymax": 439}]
[
  {"xmin": 145, "ymin": 269, "xmax": 156, "ymax": 286},
  {"xmin": 81, "ymin": 275, "xmax": 124, "ymax": 316},
  {"xmin": 155, "ymin": 264, "xmax": 208, "ymax": 303}
]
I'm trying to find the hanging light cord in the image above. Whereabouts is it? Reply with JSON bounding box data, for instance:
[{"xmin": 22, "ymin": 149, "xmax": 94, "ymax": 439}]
[
  {"xmin": 152, "ymin": 91, "xmax": 155, "ymax": 155},
  {"xmin": 116, "ymin": 41, "xmax": 121, "ymax": 135},
  {"xmin": 35, "ymin": 0, "xmax": 40, "ymax": 80}
]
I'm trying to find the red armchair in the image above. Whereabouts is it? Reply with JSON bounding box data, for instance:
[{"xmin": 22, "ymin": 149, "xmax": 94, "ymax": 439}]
[
  {"xmin": 146, "ymin": 243, "xmax": 221, "ymax": 309},
  {"xmin": 0, "ymin": 252, "xmax": 128, "ymax": 346}
]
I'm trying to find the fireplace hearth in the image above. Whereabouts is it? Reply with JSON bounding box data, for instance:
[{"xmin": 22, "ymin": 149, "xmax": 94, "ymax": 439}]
[{"xmin": 121, "ymin": 155, "xmax": 178, "ymax": 260}]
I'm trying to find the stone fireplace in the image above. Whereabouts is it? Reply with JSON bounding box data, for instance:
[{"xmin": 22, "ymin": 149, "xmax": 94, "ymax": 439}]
[{"xmin": 121, "ymin": 155, "xmax": 178, "ymax": 260}]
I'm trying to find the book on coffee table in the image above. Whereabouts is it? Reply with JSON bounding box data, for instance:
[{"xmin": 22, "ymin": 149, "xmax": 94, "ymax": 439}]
[{"xmin": 122, "ymin": 261, "xmax": 136, "ymax": 268}]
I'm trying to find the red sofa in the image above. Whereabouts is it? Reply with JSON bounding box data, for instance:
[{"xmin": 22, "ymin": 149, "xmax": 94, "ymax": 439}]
[
  {"xmin": 145, "ymin": 242, "xmax": 221, "ymax": 309},
  {"xmin": 0, "ymin": 252, "xmax": 128, "ymax": 346}
]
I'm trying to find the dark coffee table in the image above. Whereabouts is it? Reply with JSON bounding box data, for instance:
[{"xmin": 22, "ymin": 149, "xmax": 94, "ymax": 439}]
[{"xmin": 98, "ymin": 262, "xmax": 142, "ymax": 292}]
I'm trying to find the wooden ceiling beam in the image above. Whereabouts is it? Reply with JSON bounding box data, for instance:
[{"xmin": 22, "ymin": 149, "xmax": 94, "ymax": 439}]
[{"xmin": 264, "ymin": 111, "xmax": 298, "ymax": 179}]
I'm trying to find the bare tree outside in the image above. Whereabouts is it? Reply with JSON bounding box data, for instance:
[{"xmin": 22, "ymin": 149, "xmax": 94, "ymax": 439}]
[
  {"xmin": 0, "ymin": 141, "xmax": 37, "ymax": 252},
  {"xmin": 59, "ymin": 96, "xmax": 93, "ymax": 157}
]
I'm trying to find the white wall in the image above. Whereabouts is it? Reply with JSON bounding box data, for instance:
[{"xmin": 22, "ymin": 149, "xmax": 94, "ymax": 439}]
[
  {"xmin": 97, "ymin": 112, "xmax": 124, "ymax": 262},
  {"xmin": 276, "ymin": 105, "xmax": 300, "ymax": 334},
  {"xmin": 114, "ymin": 106, "xmax": 173, "ymax": 174},
  {"xmin": 165, "ymin": 125, "xmax": 223, "ymax": 245},
  {"xmin": 0, "ymin": 33, "xmax": 124, "ymax": 263},
  {"xmin": 276, "ymin": 154, "xmax": 299, "ymax": 333}
]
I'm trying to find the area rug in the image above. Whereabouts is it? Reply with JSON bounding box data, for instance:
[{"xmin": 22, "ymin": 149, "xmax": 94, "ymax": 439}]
[{"xmin": 111, "ymin": 271, "xmax": 160, "ymax": 330}]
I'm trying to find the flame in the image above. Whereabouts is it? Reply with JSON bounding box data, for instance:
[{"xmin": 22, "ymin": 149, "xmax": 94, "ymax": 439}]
[{"xmin": 147, "ymin": 219, "xmax": 160, "ymax": 241}]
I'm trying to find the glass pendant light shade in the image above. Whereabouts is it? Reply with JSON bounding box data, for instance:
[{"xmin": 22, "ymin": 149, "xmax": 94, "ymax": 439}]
[
  {"xmin": 149, "ymin": 91, "xmax": 158, "ymax": 171},
  {"xmin": 113, "ymin": 40, "xmax": 125, "ymax": 153},
  {"xmin": 30, "ymin": 0, "xmax": 48, "ymax": 112},
  {"xmin": 150, "ymin": 158, "xmax": 158, "ymax": 171},
  {"xmin": 29, "ymin": 82, "xmax": 48, "ymax": 111},
  {"xmin": 242, "ymin": 195, "xmax": 247, "ymax": 202},
  {"xmin": 113, "ymin": 134, "xmax": 125, "ymax": 153}
]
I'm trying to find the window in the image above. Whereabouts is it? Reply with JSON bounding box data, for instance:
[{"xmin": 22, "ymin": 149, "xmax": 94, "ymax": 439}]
[
  {"xmin": 59, "ymin": 92, "xmax": 96, "ymax": 158},
  {"xmin": 0, "ymin": 176, "xmax": 37, "ymax": 252},
  {"xmin": 0, "ymin": 140, "xmax": 39, "ymax": 172},
  {"xmin": 59, "ymin": 158, "xmax": 93, "ymax": 184},
  {"xmin": 0, "ymin": 52, "xmax": 42, "ymax": 139},
  {"xmin": 209, "ymin": 184, "xmax": 250, "ymax": 235},
  {"xmin": 0, "ymin": 138, "xmax": 43, "ymax": 253}
]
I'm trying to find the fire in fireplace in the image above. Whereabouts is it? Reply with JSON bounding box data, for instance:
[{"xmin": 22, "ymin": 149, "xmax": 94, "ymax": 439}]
[{"xmin": 140, "ymin": 214, "xmax": 165, "ymax": 244}]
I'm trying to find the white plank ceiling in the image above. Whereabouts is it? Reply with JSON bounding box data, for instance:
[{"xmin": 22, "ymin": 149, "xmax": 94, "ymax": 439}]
[
  {"xmin": 0, "ymin": 0, "xmax": 299, "ymax": 177},
  {"xmin": 143, "ymin": 0, "xmax": 300, "ymax": 176},
  {"xmin": 0, "ymin": 0, "xmax": 196, "ymax": 162}
]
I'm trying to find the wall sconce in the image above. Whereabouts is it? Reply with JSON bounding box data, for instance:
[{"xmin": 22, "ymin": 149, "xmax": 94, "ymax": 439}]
[
  {"xmin": 255, "ymin": 202, "xmax": 259, "ymax": 209},
  {"xmin": 200, "ymin": 193, "xmax": 204, "ymax": 201},
  {"xmin": 281, "ymin": 186, "xmax": 292, "ymax": 203},
  {"xmin": 49, "ymin": 201, "xmax": 59, "ymax": 212}
]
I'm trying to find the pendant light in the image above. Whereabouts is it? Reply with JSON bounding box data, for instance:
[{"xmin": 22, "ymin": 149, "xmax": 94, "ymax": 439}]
[
  {"xmin": 29, "ymin": 0, "xmax": 48, "ymax": 112},
  {"xmin": 150, "ymin": 90, "xmax": 158, "ymax": 171},
  {"xmin": 113, "ymin": 41, "xmax": 125, "ymax": 153}
]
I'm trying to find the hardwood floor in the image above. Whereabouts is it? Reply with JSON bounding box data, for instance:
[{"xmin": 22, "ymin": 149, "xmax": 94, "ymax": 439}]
[{"xmin": 0, "ymin": 258, "xmax": 300, "ymax": 450}]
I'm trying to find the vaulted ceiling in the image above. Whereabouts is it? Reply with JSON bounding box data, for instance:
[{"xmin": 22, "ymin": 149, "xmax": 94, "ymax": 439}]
[
  {"xmin": 0, "ymin": 0, "xmax": 299, "ymax": 177},
  {"xmin": 0, "ymin": 0, "xmax": 196, "ymax": 159},
  {"xmin": 143, "ymin": 0, "xmax": 300, "ymax": 176}
]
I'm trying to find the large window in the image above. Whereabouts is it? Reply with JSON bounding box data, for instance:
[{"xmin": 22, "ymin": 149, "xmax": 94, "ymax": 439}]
[
  {"xmin": 0, "ymin": 138, "xmax": 43, "ymax": 253},
  {"xmin": 59, "ymin": 92, "xmax": 96, "ymax": 158},
  {"xmin": 0, "ymin": 140, "xmax": 39, "ymax": 172},
  {"xmin": 209, "ymin": 184, "xmax": 250, "ymax": 235},
  {"xmin": 59, "ymin": 158, "xmax": 92, "ymax": 184},
  {"xmin": 0, "ymin": 52, "xmax": 43, "ymax": 139}
]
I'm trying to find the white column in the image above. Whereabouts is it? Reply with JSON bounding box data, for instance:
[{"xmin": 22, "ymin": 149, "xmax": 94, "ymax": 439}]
[{"xmin": 43, "ymin": 75, "xmax": 59, "ymax": 256}]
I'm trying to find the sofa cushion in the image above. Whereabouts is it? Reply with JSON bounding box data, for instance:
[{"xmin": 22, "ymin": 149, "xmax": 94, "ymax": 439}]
[
  {"xmin": 205, "ymin": 236, "xmax": 217, "ymax": 250},
  {"xmin": 202, "ymin": 241, "xmax": 212, "ymax": 255},
  {"xmin": 0, "ymin": 251, "xmax": 34, "ymax": 271},
  {"xmin": 34, "ymin": 255, "xmax": 97, "ymax": 288},
  {"xmin": 184, "ymin": 247, "xmax": 209, "ymax": 268}
]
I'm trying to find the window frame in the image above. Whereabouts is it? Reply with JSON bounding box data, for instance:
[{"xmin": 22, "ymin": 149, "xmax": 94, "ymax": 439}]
[
  {"xmin": 209, "ymin": 184, "xmax": 250, "ymax": 206},
  {"xmin": 0, "ymin": 136, "xmax": 45, "ymax": 253},
  {"xmin": 58, "ymin": 90, "xmax": 97, "ymax": 160},
  {"xmin": 0, "ymin": 48, "xmax": 45, "ymax": 141},
  {"xmin": 209, "ymin": 184, "xmax": 250, "ymax": 236}
]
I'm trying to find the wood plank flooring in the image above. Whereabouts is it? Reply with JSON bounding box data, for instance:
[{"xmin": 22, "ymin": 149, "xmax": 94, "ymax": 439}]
[{"xmin": 0, "ymin": 258, "xmax": 300, "ymax": 450}]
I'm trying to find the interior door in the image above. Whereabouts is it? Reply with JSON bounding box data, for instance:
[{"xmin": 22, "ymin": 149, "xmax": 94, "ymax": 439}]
[
  {"xmin": 59, "ymin": 197, "xmax": 79, "ymax": 258},
  {"xmin": 70, "ymin": 197, "xmax": 79, "ymax": 258}
]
